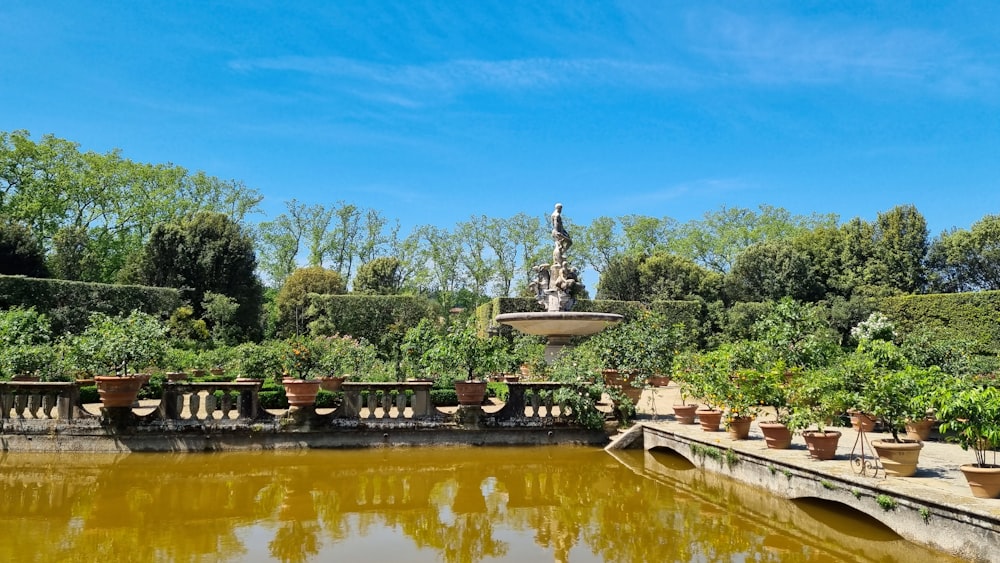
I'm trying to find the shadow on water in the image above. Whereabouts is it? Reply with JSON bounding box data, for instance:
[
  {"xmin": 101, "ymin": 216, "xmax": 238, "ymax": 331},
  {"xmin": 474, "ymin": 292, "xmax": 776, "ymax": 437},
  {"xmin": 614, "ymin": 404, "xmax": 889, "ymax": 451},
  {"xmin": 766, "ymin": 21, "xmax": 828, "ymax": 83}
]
[{"xmin": 0, "ymin": 447, "xmax": 963, "ymax": 563}]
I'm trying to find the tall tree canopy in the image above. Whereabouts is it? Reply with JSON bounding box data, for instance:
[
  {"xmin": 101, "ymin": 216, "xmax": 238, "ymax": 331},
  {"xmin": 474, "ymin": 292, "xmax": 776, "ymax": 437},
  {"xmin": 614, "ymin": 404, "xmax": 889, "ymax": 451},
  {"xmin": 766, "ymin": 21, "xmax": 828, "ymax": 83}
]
[
  {"xmin": 129, "ymin": 211, "xmax": 264, "ymax": 340},
  {"xmin": 0, "ymin": 130, "xmax": 262, "ymax": 283}
]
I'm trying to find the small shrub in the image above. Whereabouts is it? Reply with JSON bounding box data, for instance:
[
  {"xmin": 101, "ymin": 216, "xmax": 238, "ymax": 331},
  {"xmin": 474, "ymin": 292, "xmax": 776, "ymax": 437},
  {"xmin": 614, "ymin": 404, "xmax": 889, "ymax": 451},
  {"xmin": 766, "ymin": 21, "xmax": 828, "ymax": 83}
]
[{"xmin": 430, "ymin": 388, "xmax": 458, "ymax": 406}]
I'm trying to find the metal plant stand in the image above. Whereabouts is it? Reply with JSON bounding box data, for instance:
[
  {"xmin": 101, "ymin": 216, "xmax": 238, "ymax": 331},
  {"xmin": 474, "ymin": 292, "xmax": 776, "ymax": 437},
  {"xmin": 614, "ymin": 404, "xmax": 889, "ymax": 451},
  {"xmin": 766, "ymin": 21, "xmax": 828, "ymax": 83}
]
[{"xmin": 850, "ymin": 425, "xmax": 883, "ymax": 478}]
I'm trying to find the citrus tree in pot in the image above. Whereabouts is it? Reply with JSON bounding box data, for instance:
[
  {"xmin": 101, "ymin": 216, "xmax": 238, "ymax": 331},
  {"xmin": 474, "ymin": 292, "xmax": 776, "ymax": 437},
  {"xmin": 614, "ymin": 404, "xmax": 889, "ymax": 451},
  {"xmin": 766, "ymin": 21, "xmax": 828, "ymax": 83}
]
[
  {"xmin": 280, "ymin": 337, "xmax": 323, "ymax": 407},
  {"xmin": 857, "ymin": 364, "xmax": 932, "ymax": 477},
  {"xmin": 75, "ymin": 311, "xmax": 167, "ymax": 408},
  {"xmin": 430, "ymin": 319, "xmax": 506, "ymax": 407},
  {"xmin": 787, "ymin": 367, "xmax": 849, "ymax": 460},
  {"xmin": 934, "ymin": 378, "xmax": 1000, "ymax": 498}
]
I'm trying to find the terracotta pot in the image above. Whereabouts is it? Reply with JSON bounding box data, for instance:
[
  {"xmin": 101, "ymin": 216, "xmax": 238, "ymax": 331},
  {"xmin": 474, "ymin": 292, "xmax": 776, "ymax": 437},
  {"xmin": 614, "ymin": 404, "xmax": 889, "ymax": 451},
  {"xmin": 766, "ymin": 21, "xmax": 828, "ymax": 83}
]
[
  {"xmin": 209, "ymin": 368, "xmax": 225, "ymax": 376},
  {"xmin": 905, "ymin": 418, "xmax": 934, "ymax": 442},
  {"xmin": 191, "ymin": 368, "xmax": 208, "ymax": 377},
  {"xmin": 94, "ymin": 375, "xmax": 145, "ymax": 408},
  {"xmin": 454, "ymin": 381, "xmax": 488, "ymax": 406},
  {"xmin": 319, "ymin": 375, "xmax": 346, "ymax": 392},
  {"xmin": 503, "ymin": 374, "xmax": 521, "ymax": 383},
  {"xmin": 696, "ymin": 408, "xmax": 723, "ymax": 432},
  {"xmin": 165, "ymin": 371, "xmax": 188, "ymax": 382},
  {"xmin": 648, "ymin": 375, "xmax": 671, "ymax": 388},
  {"xmin": 802, "ymin": 430, "xmax": 842, "ymax": 460},
  {"xmin": 672, "ymin": 404, "xmax": 697, "ymax": 424},
  {"xmin": 850, "ymin": 412, "xmax": 876, "ymax": 432},
  {"xmin": 282, "ymin": 379, "xmax": 321, "ymax": 407},
  {"xmin": 872, "ymin": 439, "xmax": 923, "ymax": 477},
  {"xmin": 602, "ymin": 369, "xmax": 643, "ymax": 406},
  {"xmin": 727, "ymin": 416, "xmax": 753, "ymax": 440},
  {"xmin": 960, "ymin": 464, "xmax": 1000, "ymax": 498},
  {"xmin": 758, "ymin": 422, "xmax": 793, "ymax": 449}
]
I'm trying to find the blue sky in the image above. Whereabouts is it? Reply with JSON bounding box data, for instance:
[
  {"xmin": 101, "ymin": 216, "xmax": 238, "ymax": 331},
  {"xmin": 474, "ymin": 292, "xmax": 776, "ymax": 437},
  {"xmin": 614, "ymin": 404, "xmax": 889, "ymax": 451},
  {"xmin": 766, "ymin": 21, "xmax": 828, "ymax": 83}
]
[{"xmin": 4, "ymin": 1, "xmax": 1000, "ymax": 240}]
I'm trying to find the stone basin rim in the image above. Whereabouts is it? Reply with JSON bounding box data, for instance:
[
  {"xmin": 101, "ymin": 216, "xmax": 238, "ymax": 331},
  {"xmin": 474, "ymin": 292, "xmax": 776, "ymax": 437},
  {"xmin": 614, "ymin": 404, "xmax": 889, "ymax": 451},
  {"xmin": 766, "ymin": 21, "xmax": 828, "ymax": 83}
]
[{"xmin": 494, "ymin": 312, "xmax": 623, "ymax": 337}]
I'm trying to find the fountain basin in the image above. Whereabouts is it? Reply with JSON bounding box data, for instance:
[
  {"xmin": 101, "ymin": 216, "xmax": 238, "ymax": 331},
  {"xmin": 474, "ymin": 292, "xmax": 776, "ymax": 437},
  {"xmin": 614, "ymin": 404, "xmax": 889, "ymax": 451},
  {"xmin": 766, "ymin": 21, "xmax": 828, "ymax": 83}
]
[
  {"xmin": 494, "ymin": 312, "xmax": 623, "ymax": 337},
  {"xmin": 495, "ymin": 311, "xmax": 623, "ymax": 363}
]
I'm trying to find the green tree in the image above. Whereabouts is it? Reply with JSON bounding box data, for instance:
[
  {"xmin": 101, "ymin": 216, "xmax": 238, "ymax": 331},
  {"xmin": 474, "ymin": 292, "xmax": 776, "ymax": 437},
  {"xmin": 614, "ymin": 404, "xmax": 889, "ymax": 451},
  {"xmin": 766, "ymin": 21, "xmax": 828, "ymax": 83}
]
[
  {"xmin": 927, "ymin": 214, "xmax": 1000, "ymax": 292},
  {"xmin": 353, "ymin": 257, "xmax": 404, "ymax": 295},
  {"xmin": 639, "ymin": 252, "xmax": 722, "ymax": 302},
  {"xmin": 0, "ymin": 217, "xmax": 48, "ymax": 277},
  {"xmin": 872, "ymin": 204, "xmax": 928, "ymax": 293},
  {"xmin": 132, "ymin": 211, "xmax": 264, "ymax": 340},
  {"xmin": 276, "ymin": 266, "xmax": 347, "ymax": 336},
  {"xmin": 596, "ymin": 254, "xmax": 642, "ymax": 301},
  {"xmin": 674, "ymin": 204, "xmax": 837, "ymax": 273},
  {"xmin": 726, "ymin": 241, "xmax": 820, "ymax": 303},
  {"xmin": 576, "ymin": 216, "xmax": 623, "ymax": 274}
]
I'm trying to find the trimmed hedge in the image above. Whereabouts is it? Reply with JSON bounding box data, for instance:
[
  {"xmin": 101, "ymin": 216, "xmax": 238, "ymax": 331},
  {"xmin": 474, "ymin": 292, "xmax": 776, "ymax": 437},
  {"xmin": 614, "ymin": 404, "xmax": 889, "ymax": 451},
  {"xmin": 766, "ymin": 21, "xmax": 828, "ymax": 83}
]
[
  {"xmin": 302, "ymin": 294, "xmax": 435, "ymax": 348},
  {"xmin": 0, "ymin": 275, "xmax": 180, "ymax": 335},
  {"xmin": 881, "ymin": 291, "xmax": 1000, "ymax": 354}
]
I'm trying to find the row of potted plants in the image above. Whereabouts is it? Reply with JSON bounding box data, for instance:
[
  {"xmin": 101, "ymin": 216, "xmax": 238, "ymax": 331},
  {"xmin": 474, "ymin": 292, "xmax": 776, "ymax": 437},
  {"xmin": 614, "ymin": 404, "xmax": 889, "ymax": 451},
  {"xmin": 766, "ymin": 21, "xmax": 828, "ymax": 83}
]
[{"xmin": 667, "ymin": 338, "xmax": 1000, "ymax": 498}]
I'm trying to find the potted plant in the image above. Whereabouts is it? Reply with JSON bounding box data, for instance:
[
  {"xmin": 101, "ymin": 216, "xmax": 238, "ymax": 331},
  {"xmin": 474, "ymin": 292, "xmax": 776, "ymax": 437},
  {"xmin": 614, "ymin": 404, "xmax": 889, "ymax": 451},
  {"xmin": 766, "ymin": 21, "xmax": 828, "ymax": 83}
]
[
  {"xmin": 720, "ymin": 366, "xmax": 779, "ymax": 440},
  {"xmin": 76, "ymin": 311, "xmax": 167, "ymax": 408},
  {"xmin": 316, "ymin": 334, "xmax": 378, "ymax": 390},
  {"xmin": 585, "ymin": 319, "xmax": 646, "ymax": 407},
  {"xmin": 858, "ymin": 365, "xmax": 930, "ymax": 477},
  {"xmin": 934, "ymin": 378, "xmax": 1000, "ymax": 498},
  {"xmin": 672, "ymin": 348, "xmax": 730, "ymax": 431},
  {"xmin": 429, "ymin": 319, "xmax": 503, "ymax": 406},
  {"xmin": 235, "ymin": 341, "xmax": 283, "ymax": 382},
  {"xmin": 280, "ymin": 337, "xmax": 322, "ymax": 407},
  {"xmin": 511, "ymin": 333, "xmax": 546, "ymax": 381},
  {"xmin": 787, "ymin": 367, "xmax": 848, "ymax": 460}
]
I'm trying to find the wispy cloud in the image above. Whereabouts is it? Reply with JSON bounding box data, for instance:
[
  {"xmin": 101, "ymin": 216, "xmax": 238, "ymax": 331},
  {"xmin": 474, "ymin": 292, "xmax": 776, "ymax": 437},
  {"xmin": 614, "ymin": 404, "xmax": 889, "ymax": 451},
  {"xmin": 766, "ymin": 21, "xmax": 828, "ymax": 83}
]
[
  {"xmin": 229, "ymin": 55, "xmax": 697, "ymax": 99},
  {"xmin": 685, "ymin": 9, "xmax": 999, "ymax": 95}
]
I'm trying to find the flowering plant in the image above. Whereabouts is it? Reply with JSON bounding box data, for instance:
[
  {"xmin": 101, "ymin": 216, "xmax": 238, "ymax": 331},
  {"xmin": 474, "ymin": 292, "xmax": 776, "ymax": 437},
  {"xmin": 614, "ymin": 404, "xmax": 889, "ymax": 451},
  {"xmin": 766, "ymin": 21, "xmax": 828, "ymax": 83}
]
[{"xmin": 282, "ymin": 337, "xmax": 322, "ymax": 379}]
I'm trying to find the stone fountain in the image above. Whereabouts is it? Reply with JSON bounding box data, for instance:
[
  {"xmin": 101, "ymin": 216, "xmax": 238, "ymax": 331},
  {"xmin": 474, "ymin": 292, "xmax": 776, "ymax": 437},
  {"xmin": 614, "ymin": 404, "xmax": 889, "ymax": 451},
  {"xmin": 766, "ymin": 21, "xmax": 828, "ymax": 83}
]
[{"xmin": 495, "ymin": 203, "xmax": 622, "ymax": 363}]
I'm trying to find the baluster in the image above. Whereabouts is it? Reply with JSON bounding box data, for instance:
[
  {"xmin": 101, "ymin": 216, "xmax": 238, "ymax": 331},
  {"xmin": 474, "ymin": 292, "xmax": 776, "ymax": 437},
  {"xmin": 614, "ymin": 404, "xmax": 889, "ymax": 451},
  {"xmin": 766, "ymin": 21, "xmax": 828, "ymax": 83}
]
[
  {"xmin": 14, "ymin": 394, "xmax": 26, "ymax": 418},
  {"xmin": 542, "ymin": 392, "xmax": 554, "ymax": 420},
  {"xmin": 366, "ymin": 389, "xmax": 377, "ymax": 419},
  {"xmin": 530, "ymin": 390, "xmax": 541, "ymax": 419},
  {"xmin": 189, "ymin": 392, "xmax": 201, "ymax": 420},
  {"xmin": 42, "ymin": 393, "xmax": 56, "ymax": 419},
  {"xmin": 205, "ymin": 390, "xmax": 218, "ymax": 420},
  {"xmin": 26, "ymin": 393, "xmax": 40, "ymax": 418},
  {"xmin": 381, "ymin": 390, "xmax": 392, "ymax": 419},
  {"xmin": 221, "ymin": 391, "xmax": 233, "ymax": 420},
  {"xmin": 395, "ymin": 390, "xmax": 406, "ymax": 419}
]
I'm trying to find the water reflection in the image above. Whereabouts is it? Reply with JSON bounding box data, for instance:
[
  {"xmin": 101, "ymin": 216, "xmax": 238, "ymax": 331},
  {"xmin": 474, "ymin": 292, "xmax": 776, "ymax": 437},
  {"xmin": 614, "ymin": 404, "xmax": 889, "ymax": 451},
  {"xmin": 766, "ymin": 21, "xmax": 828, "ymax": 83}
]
[{"xmin": 0, "ymin": 447, "xmax": 957, "ymax": 562}]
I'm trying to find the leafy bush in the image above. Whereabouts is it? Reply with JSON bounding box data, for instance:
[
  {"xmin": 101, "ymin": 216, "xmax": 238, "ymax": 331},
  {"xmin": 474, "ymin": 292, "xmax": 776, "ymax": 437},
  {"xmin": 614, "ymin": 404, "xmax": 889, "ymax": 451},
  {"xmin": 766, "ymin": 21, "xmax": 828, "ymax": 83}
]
[
  {"xmin": 0, "ymin": 306, "xmax": 51, "ymax": 346},
  {"xmin": 430, "ymin": 388, "xmax": 458, "ymax": 406}
]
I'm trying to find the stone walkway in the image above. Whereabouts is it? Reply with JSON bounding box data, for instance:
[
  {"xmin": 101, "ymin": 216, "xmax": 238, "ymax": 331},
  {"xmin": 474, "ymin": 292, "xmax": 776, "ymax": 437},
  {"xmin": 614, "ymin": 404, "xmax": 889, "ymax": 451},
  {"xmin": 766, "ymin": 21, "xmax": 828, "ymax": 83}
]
[{"xmin": 632, "ymin": 383, "xmax": 1000, "ymax": 520}]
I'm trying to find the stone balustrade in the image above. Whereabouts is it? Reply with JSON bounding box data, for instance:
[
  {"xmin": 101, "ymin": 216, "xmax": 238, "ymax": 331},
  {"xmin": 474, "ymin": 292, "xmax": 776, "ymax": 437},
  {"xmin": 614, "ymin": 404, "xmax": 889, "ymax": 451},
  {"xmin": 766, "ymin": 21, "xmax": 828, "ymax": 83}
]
[
  {"xmin": 0, "ymin": 381, "xmax": 81, "ymax": 420},
  {"xmin": 334, "ymin": 381, "xmax": 435, "ymax": 420},
  {"xmin": 160, "ymin": 381, "xmax": 263, "ymax": 421},
  {"xmin": 493, "ymin": 382, "xmax": 572, "ymax": 424},
  {"xmin": 0, "ymin": 379, "xmax": 586, "ymax": 428}
]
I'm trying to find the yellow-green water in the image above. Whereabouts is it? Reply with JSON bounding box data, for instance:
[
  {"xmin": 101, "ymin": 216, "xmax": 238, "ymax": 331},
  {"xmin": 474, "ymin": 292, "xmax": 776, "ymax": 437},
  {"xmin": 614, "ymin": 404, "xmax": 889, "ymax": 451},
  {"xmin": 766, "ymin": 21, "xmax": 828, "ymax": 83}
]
[{"xmin": 0, "ymin": 447, "xmax": 957, "ymax": 562}]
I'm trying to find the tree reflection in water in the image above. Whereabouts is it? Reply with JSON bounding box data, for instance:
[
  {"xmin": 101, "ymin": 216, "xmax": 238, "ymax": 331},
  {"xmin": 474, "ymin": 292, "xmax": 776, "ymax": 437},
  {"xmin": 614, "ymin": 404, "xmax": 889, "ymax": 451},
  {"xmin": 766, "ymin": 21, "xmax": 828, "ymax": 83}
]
[{"xmin": 0, "ymin": 448, "xmax": 962, "ymax": 562}]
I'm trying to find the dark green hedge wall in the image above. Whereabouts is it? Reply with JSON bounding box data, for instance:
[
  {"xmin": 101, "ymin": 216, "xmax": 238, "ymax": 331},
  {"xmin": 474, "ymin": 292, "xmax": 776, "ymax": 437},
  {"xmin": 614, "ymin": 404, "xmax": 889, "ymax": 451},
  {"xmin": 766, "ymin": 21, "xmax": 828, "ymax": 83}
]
[
  {"xmin": 0, "ymin": 275, "xmax": 181, "ymax": 334},
  {"xmin": 303, "ymin": 293, "xmax": 436, "ymax": 344},
  {"xmin": 881, "ymin": 291, "xmax": 1000, "ymax": 353}
]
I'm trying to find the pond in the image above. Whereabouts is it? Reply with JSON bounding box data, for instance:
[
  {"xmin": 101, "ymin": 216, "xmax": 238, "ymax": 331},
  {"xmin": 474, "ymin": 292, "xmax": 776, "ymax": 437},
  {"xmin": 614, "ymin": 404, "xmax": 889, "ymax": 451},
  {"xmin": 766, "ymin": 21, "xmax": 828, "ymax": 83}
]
[{"xmin": 0, "ymin": 446, "xmax": 958, "ymax": 562}]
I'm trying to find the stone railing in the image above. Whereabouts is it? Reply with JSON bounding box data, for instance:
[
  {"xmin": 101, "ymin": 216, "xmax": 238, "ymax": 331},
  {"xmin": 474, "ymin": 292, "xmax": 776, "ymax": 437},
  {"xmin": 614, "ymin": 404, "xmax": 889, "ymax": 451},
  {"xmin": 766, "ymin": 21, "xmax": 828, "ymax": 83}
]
[
  {"xmin": 333, "ymin": 381, "xmax": 436, "ymax": 420},
  {"xmin": 492, "ymin": 382, "xmax": 571, "ymax": 424},
  {"xmin": 160, "ymin": 381, "xmax": 264, "ymax": 421},
  {"xmin": 0, "ymin": 381, "xmax": 82, "ymax": 420}
]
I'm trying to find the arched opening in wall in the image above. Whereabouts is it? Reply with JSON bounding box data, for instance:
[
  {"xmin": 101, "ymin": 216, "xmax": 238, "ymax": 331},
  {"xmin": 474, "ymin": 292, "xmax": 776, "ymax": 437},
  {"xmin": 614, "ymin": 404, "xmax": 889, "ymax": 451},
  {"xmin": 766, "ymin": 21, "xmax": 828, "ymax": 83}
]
[{"xmin": 792, "ymin": 496, "xmax": 900, "ymax": 540}]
